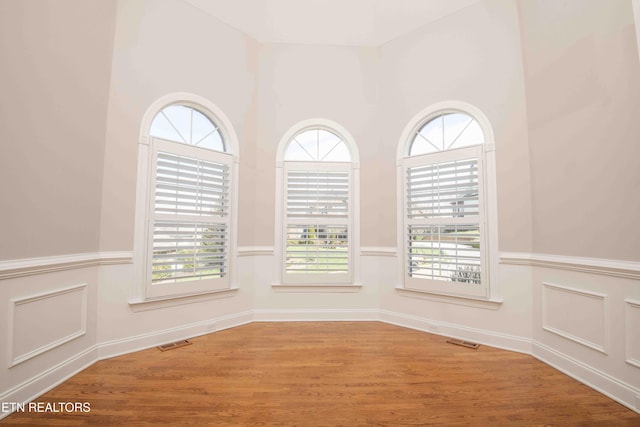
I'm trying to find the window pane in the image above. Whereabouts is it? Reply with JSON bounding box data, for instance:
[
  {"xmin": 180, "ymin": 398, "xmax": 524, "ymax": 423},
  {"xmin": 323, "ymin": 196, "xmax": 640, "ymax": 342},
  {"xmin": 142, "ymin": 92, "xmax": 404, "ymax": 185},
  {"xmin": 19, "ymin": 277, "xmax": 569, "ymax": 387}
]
[
  {"xmin": 290, "ymin": 131, "xmax": 317, "ymax": 160},
  {"xmin": 284, "ymin": 141, "xmax": 313, "ymax": 161},
  {"xmin": 150, "ymin": 104, "xmax": 226, "ymax": 152},
  {"xmin": 322, "ymin": 142, "xmax": 350, "ymax": 161},
  {"xmin": 152, "ymin": 221, "xmax": 227, "ymax": 284},
  {"xmin": 409, "ymin": 112, "xmax": 484, "ymax": 156},
  {"xmin": 416, "ymin": 115, "xmax": 444, "ymax": 153},
  {"xmin": 197, "ymin": 131, "xmax": 224, "ymax": 152},
  {"xmin": 284, "ymin": 129, "xmax": 351, "ymax": 162},
  {"xmin": 161, "ymin": 105, "xmax": 192, "ymax": 143},
  {"xmin": 444, "ymin": 113, "xmax": 484, "ymax": 150},
  {"xmin": 451, "ymin": 119, "xmax": 483, "ymax": 150},
  {"xmin": 191, "ymin": 109, "xmax": 216, "ymax": 145},
  {"xmin": 285, "ymin": 225, "xmax": 348, "ymax": 273},
  {"xmin": 317, "ymin": 130, "xmax": 341, "ymax": 160},
  {"xmin": 150, "ymin": 112, "xmax": 184, "ymax": 143},
  {"xmin": 408, "ymin": 224, "xmax": 481, "ymax": 284}
]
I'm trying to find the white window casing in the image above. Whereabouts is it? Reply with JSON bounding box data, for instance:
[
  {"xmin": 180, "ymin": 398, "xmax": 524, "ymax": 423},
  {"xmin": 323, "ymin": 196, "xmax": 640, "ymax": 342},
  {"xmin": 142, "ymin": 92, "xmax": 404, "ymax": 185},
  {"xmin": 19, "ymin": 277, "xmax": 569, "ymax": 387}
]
[
  {"xmin": 403, "ymin": 145, "xmax": 487, "ymax": 298},
  {"xmin": 283, "ymin": 161, "xmax": 352, "ymax": 284},
  {"xmin": 397, "ymin": 101, "xmax": 499, "ymax": 301},
  {"xmin": 274, "ymin": 119, "xmax": 360, "ymax": 287},
  {"xmin": 146, "ymin": 139, "xmax": 232, "ymax": 298},
  {"xmin": 133, "ymin": 93, "xmax": 239, "ymax": 302}
]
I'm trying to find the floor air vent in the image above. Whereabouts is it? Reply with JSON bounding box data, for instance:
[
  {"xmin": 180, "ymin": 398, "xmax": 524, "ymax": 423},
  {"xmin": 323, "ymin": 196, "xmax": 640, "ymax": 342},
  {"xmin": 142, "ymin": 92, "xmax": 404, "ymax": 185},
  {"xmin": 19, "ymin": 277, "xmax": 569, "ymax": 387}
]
[
  {"xmin": 157, "ymin": 340, "xmax": 192, "ymax": 352},
  {"xmin": 446, "ymin": 338, "xmax": 480, "ymax": 349}
]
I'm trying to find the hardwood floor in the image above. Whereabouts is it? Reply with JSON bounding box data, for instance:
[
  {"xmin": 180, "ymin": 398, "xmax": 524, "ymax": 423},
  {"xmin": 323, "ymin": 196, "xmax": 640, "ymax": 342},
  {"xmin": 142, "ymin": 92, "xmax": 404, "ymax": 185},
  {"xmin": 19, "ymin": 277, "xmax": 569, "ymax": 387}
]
[{"xmin": 3, "ymin": 322, "xmax": 639, "ymax": 426}]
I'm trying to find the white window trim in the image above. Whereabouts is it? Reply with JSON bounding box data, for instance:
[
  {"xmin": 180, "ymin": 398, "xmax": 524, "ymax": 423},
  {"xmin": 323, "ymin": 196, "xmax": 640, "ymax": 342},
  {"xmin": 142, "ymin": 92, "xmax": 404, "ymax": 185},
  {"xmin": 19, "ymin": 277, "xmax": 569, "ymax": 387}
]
[
  {"xmin": 131, "ymin": 93, "xmax": 240, "ymax": 304},
  {"xmin": 274, "ymin": 118, "xmax": 361, "ymax": 289},
  {"xmin": 634, "ymin": 0, "xmax": 640, "ymax": 64},
  {"xmin": 396, "ymin": 101, "xmax": 501, "ymax": 302}
]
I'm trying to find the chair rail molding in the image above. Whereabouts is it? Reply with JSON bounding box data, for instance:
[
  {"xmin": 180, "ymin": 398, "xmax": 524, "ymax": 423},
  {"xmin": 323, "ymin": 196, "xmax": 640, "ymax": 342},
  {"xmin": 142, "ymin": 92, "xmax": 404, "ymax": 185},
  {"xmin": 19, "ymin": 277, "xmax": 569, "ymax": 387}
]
[
  {"xmin": 0, "ymin": 252, "xmax": 134, "ymax": 280},
  {"xmin": 500, "ymin": 252, "xmax": 640, "ymax": 280}
]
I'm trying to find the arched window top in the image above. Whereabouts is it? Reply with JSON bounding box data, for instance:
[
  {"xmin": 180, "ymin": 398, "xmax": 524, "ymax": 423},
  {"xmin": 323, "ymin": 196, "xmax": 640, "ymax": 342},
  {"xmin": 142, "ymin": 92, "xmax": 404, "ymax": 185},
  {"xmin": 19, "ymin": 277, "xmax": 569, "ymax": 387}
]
[
  {"xmin": 150, "ymin": 103, "xmax": 225, "ymax": 152},
  {"xmin": 284, "ymin": 128, "xmax": 351, "ymax": 162},
  {"xmin": 408, "ymin": 111, "xmax": 484, "ymax": 156}
]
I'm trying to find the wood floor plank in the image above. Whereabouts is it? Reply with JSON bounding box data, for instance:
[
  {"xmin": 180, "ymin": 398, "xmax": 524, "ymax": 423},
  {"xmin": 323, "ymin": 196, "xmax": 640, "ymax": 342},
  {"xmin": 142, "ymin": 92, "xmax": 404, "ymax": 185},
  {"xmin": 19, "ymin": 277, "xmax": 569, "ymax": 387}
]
[{"xmin": 2, "ymin": 322, "xmax": 639, "ymax": 425}]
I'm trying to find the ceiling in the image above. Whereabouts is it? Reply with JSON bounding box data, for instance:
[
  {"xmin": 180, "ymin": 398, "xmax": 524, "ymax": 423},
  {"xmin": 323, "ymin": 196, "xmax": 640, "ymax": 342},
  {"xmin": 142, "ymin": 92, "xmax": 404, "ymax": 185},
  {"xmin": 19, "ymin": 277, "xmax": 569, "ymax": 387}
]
[{"xmin": 182, "ymin": 0, "xmax": 481, "ymax": 46}]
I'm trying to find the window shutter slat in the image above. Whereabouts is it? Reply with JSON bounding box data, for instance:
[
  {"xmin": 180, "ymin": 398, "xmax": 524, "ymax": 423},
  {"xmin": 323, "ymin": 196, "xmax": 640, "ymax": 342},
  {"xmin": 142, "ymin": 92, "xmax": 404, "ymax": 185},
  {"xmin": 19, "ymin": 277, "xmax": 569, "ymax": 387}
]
[
  {"xmin": 406, "ymin": 156, "xmax": 482, "ymax": 285},
  {"xmin": 286, "ymin": 170, "xmax": 349, "ymax": 217},
  {"xmin": 285, "ymin": 224, "xmax": 349, "ymax": 273},
  {"xmin": 407, "ymin": 158, "xmax": 479, "ymax": 220},
  {"xmin": 151, "ymin": 221, "xmax": 228, "ymax": 284},
  {"xmin": 151, "ymin": 149, "xmax": 231, "ymax": 287},
  {"xmin": 154, "ymin": 151, "xmax": 229, "ymax": 217}
]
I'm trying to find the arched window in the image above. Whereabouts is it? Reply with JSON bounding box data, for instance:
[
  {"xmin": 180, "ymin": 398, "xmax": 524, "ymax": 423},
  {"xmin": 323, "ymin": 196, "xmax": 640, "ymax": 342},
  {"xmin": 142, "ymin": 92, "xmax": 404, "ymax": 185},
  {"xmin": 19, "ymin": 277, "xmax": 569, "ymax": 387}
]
[
  {"xmin": 150, "ymin": 104, "xmax": 225, "ymax": 152},
  {"xmin": 275, "ymin": 121, "xmax": 360, "ymax": 287},
  {"xmin": 283, "ymin": 129, "xmax": 351, "ymax": 162},
  {"xmin": 134, "ymin": 95, "xmax": 238, "ymax": 300},
  {"xmin": 408, "ymin": 112, "xmax": 484, "ymax": 155},
  {"xmin": 398, "ymin": 103, "xmax": 498, "ymax": 300}
]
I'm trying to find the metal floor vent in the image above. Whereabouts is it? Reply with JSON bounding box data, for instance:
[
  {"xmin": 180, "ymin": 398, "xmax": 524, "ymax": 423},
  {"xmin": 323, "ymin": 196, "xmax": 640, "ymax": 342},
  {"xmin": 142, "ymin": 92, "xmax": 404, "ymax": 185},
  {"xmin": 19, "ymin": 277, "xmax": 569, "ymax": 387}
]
[
  {"xmin": 446, "ymin": 338, "xmax": 480, "ymax": 349},
  {"xmin": 157, "ymin": 340, "xmax": 192, "ymax": 352}
]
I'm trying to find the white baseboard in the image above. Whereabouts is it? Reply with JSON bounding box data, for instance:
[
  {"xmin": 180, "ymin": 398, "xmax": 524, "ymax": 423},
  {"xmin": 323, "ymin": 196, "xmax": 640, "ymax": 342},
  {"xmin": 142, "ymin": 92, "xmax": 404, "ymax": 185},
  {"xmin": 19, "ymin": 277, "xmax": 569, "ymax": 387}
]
[
  {"xmin": 252, "ymin": 308, "xmax": 380, "ymax": 322},
  {"xmin": 97, "ymin": 310, "xmax": 254, "ymax": 360},
  {"xmin": 379, "ymin": 310, "xmax": 532, "ymax": 354},
  {"xmin": 0, "ymin": 345, "xmax": 97, "ymax": 420},
  {"xmin": 533, "ymin": 340, "xmax": 640, "ymax": 414},
  {"xmin": 3, "ymin": 310, "xmax": 638, "ymax": 419}
]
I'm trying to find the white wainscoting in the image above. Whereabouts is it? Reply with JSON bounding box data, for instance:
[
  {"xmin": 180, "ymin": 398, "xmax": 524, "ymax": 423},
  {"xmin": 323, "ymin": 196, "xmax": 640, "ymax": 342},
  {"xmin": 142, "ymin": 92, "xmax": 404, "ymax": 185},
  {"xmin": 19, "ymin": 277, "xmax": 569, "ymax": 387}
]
[
  {"xmin": 0, "ymin": 252, "xmax": 132, "ymax": 421},
  {"xmin": 542, "ymin": 282, "xmax": 608, "ymax": 354},
  {"xmin": 2, "ymin": 250, "xmax": 639, "ymax": 420},
  {"xmin": 9, "ymin": 284, "xmax": 88, "ymax": 367},
  {"xmin": 626, "ymin": 299, "xmax": 640, "ymax": 369},
  {"xmin": 501, "ymin": 252, "xmax": 640, "ymax": 413}
]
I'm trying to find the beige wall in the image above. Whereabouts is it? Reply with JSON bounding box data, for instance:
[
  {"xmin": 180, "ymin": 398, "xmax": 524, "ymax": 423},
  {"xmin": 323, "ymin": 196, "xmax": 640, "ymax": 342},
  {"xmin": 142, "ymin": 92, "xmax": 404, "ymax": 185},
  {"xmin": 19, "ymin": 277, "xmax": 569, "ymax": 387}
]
[
  {"xmin": 0, "ymin": 0, "xmax": 117, "ymax": 260},
  {"xmin": 519, "ymin": 0, "xmax": 640, "ymax": 261},
  {"xmin": 379, "ymin": 0, "xmax": 533, "ymax": 253},
  {"xmin": 4, "ymin": 0, "xmax": 635, "ymax": 261},
  {"xmin": 253, "ymin": 0, "xmax": 533, "ymax": 251},
  {"xmin": 252, "ymin": 43, "xmax": 379, "ymax": 246},
  {"xmin": 99, "ymin": 0, "xmax": 258, "ymax": 251}
]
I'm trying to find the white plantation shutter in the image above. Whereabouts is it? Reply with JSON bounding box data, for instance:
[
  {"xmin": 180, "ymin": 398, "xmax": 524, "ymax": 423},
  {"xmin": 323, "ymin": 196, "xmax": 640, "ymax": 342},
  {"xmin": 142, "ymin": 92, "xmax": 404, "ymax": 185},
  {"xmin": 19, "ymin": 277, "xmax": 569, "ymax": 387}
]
[
  {"xmin": 147, "ymin": 138, "xmax": 231, "ymax": 297},
  {"xmin": 406, "ymin": 158, "xmax": 479, "ymax": 219},
  {"xmin": 404, "ymin": 145, "xmax": 487, "ymax": 297},
  {"xmin": 154, "ymin": 153, "xmax": 229, "ymax": 216},
  {"xmin": 283, "ymin": 163, "xmax": 351, "ymax": 283},
  {"xmin": 287, "ymin": 171, "xmax": 349, "ymax": 217},
  {"xmin": 152, "ymin": 221, "xmax": 227, "ymax": 281}
]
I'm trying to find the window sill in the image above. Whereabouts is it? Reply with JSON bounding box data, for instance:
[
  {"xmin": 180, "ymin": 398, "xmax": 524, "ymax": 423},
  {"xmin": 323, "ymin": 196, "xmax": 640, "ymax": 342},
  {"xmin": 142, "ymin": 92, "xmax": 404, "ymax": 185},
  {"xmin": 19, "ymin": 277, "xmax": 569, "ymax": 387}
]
[
  {"xmin": 271, "ymin": 283, "xmax": 363, "ymax": 293},
  {"xmin": 395, "ymin": 287, "xmax": 503, "ymax": 310},
  {"xmin": 128, "ymin": 287, "xmax": 239, "ymax": 312}
]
